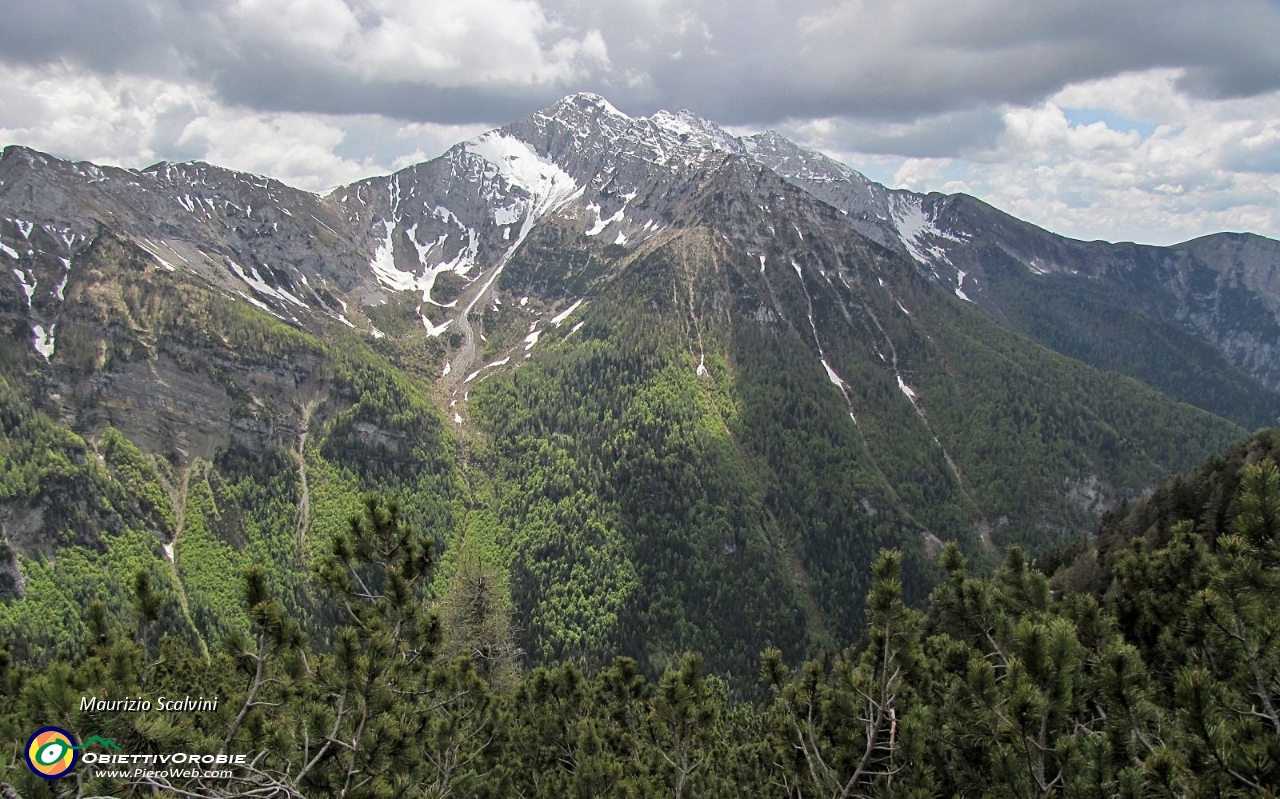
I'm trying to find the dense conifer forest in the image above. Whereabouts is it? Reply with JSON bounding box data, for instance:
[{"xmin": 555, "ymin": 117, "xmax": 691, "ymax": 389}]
[
  {"xmin": 2, "ymin": 221, "xmax": 1249, "ymax": 700},
  {"xmin": 2, "ymin": 431, "xmax": 1277, "ymax": 798}
]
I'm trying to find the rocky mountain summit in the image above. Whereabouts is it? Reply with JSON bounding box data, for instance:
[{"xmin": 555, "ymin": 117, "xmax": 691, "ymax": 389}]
[{"xmin": 5, "ymin": 92, "xmax": 1276, "ymax": 413}]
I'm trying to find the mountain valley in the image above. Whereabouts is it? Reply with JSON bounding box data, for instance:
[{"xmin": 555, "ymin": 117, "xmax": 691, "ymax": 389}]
[{"xmin": 0, "ymin": 93, "xmax": 1276, "ymax": 689}]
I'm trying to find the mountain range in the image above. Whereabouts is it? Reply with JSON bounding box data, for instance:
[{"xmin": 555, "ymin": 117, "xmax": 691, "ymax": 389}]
[{"xmin": 0, "ymin": 92, "xmax": 1276, "ymax": 685}]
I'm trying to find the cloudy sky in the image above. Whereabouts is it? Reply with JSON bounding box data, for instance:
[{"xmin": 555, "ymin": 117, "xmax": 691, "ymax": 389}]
[{"xmin": 2, "ymin": 0, "xmax": 1278, "ymax": 245}]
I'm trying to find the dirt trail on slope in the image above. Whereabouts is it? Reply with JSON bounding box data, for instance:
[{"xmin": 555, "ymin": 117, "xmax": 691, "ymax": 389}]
[
  {"xmin": 167, "ymin": 466, "xmax": 209, "ymax": 659},
  {"xmin": 439, "ymin": 226, "xmax": 529, "ymax": 398},
  {"xmin": 443, "ymin": 300, "xmax": 478, "ymax": 394}
]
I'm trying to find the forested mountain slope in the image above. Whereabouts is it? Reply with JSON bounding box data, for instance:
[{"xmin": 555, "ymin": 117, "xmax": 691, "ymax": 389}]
[
  {"xmin": 1, "ymin": 430, "xmax": 1275, "ymax": 798},
  {"xmin": 0, "ymin": 94, "xmax": 1271, "ymax": 692}
]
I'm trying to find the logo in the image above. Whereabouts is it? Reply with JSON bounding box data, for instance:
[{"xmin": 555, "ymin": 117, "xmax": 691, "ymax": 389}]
[
  {"xmin": 23, "ymin": 729, "xmax": 120, "ymax": 780},
  {"xmin": 77, "ymin": 735, "xmax": 121, "ymax": 752},
  {"xmin": 25, "ymin": 727, "xmax": 78, "ymax": 780}
]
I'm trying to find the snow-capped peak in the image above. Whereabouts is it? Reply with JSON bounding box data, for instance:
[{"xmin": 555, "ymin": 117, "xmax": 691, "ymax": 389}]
[
  {"xmin": 553, "ymin": 92, "xmax": 630, "ymax": 120},
  {"xmin": 464, "ymin": 131, "xmax": 581, "ymax": 221},
  {"xmin": 645, "ymin": 109, "xmax": 741, "ymax": 154}
]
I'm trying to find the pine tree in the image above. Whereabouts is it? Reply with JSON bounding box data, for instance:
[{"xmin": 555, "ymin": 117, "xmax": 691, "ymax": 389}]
[
  {"xmin": 1172, "ymin": 460, "xmax": 1280, "ymax": 794},
  {"xmin": 439, "ymin": 551, "xmax": 521, "ymax": 692},
  {"xmin": 507, "ymin": 662, "xmax": 630, "ymax": 798},
  {"xmin": 763, "ymin": 549, "xmax": 930, "ymax": 798},
  {"xmin": 646, "ymin": 653, "xmax": 722, "ymax": 799}
]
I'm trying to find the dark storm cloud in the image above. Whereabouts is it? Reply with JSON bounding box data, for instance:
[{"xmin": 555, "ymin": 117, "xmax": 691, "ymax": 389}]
[
  {"xmin": 779, "ymin": 108, "xmax": 1008, "ymax": 161},
  {"xmin": 2, "ymin": 0, "xmax": 1279, "ymax": 156},
  {"xmin": 857, "ymin": 109, "xmax": 1008, "ymax": 159},
  {"xmin": 0, "ymin": 0, "xmax": 178, "ymax": 74},
  {"xmin": 204, "ymin": 60, "xmax": 553, "ymax": 126},
  {"xmin": 528, "ymin": 0, "xmax": 1280, "ymax": 126}
]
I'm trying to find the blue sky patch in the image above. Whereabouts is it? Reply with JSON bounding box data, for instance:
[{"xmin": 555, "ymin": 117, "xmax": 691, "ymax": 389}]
[{"xmin": 1062, "ymin": 108, "xmax": 1158, "ymax": 139}]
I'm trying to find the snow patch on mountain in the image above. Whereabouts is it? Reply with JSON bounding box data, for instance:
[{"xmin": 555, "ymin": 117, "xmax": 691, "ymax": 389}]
[
  {"xmin": 822, "ymin": 359, "xmax": 845, "ymax": 387},
  {"xmin": 551, "ymin": 298, "xmax": 585, "ymax": 326},
  {"xmin": 570, "ymin": 92, "xmax": 629, "ymax": 119},
  {"xmin": 464, "ymin": 355, "xmax": 511, "ymax": 384},
  {"xmin": 955, "ymin": 269, "xmax": 973, "ymax": 302},
  {"xmin": 135, "ymin": 238, "xmax": 177, "ymax": 272},
  {"xmin": 890, "ymin": 195, "xmax": 963, "ymax": 266},
  {"xmin": 897, "ymin": 375, "xmax": 917, "ymax": 401},
  {"xmin": 585, "ymin": 203, "xmax": 625, "ymax": 236},
  {"xmin": 447, "ymin": 130, "xmax": 586, "ymax": 339},
  {"xmin": 890, "ymin": 196, "xmax": 933, "ymax": 263},
  {"xmin": 466, "ymin": 132, "xmax": 581, "ymax": 221},
  {"xmin": 31, "ymin": 323, "xmax": 55, "ymax": 360},
  {"xmin": 409, "ymin": 222, "xmax": 472, "ymax": 304},
  {"xmin": 647, "ymin": 110, "xmax": 740, "ymax": 157},
  {"xmin": 236, "ymin": 291, "xmax": 284, "ymax": 319},
  {"xmin": 227, "ymin": 258, "xmax": 308, "ymax": 309},
  {"xmin": 12, "ymin": 269, "xmax": 34, "ymax": 305},
  {"xmin": 370, "ymin": 219, "xmax": 473, "ymax": 312},
  {"xmin": 1026, "ymin": 257, "xmax": 1053, "ymax": 276},
  {"xmin": 493, "ymin": 203, "xmax": 523, "ymax": 226},
  {"xmin": 423, "ymin": 317, "xmax": 452, "ymax": 337}
]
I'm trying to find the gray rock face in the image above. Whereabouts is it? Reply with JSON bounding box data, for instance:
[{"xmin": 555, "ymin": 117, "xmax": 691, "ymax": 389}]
[
  {"xmin": 745, "ymin": 144, "xmax": 1279, "ymax": 398},
  {"xmin": 911, "ymin": 197, "xmax": 1280, "ymax": 395},
  {"xmin": 741, "ymin": 131, "xmax": 905, "ymax": 256},
  {"xmin": 1175, "ymin": 233, "xmax": 1280, "ymax": 388},
  {"xmin": 0, "ymin": 145, "xmax": 368, "ymax": 328}
]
